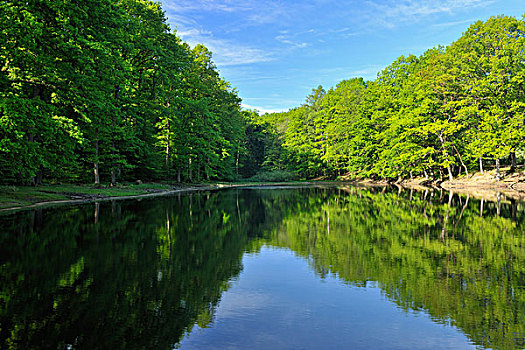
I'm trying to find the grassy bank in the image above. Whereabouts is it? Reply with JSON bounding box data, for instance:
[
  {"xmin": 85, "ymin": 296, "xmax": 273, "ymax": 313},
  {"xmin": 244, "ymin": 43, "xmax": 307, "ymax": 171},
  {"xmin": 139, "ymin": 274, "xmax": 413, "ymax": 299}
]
[
  {"xmin": 0, "ymin": 183, "xmax": 175, "ymax": 210},
  {"xmin": 0, "ymin": 182, "xmax": 317, "ymax": 212}
]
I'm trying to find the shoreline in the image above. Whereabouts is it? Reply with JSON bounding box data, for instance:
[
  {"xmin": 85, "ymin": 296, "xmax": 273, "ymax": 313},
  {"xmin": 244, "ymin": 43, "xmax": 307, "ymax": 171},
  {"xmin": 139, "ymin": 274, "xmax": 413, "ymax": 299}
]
[
  {"xmin": 0, "ymin": 182, "xmax": 326, "ymax": 213},
  {"xmin": 0, "ymin": 183, "xmax": 245, "ymax": 213},
  {"xmin": 1, "ymin": 178, "xmax": 525, "ymax": 213}
]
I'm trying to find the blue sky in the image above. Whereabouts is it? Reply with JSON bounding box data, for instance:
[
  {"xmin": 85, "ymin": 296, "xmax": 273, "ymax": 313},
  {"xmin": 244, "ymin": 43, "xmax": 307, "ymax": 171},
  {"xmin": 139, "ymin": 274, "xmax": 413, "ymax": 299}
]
[{"xmin": 162, "ymin": 0, "xmax": 524, "ymax": 114}]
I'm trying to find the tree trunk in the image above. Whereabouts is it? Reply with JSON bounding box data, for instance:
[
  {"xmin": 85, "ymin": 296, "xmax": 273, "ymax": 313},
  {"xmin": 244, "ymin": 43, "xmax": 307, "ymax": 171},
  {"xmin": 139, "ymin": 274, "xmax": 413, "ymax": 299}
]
[
  {"xmin": 111, "ymin": 86, "xmax": 119, "ymax": 187},
  {"xmin": 165, "ymin": 119, "xmax": 170, "ymax": 175},
  {"xmin": 452, "ymin": 145, "xmax": 468, "ymax": 178},
  {"xmin": 236, "ymin": 144, "xmax": 240, "ymax": 177},
  {"xmin": 438, "ymin": 134, "xmax": 453, "ymax": 181},
  {"xmin": 94, "ymin": 160, "xmax": 100, "ymax": 185},
  {"xmin": 110, "ymin": 138, "xmax": 117, "ymax": 186},
  {"xmin": 446, "ymin": 165, "xmax": 453, "ymax": 181},
  {"xmin": 479, "ymin": 157, "xmax": 483, "ymax": 174},
  {"xmin": 495, "ymin": 158, "xmax": 501, "ymax": 181},
  {"xmin": 177, "ymin": 167, "xmax": 181, "ymax": 183},
  {"xmin": 93, "ymin": 128, "xmax": 100, "ymax": 185},
  {"xmin": 35, "ymin": 165, "xmax": 43, "ymax": 186},
  {"xmin": 27, "ymin": 133, "xmax": 36, "ymax": 185},
  {"xmin": 29, "ymin": 85, "xmax": 43, "ymax": 185},
  {"xmin": 111, "ymin": 167, "xmax": 116, "ymax": 186},
  {"xmin": 510, "ymin": 152, "xmax": 517, "ymax": 171},
  {"xmin": 188, "ymin": 156, "xmax": 193, "ymax": 182}
]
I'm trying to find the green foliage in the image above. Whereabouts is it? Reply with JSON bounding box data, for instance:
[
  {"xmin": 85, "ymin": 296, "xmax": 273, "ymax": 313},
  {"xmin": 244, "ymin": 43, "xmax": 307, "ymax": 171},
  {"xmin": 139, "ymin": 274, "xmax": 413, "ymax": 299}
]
[
  {"xmin": 248, "ymin": 15, "xmax": 525, "ymax": 181},
  {"xmin": 246, "ymin": 170, "xmax": 298, "ymax": 182},
  {"xmin": 2, "ymin": 9, "xmax": 524, "ymax": 184},
  {"xmin": 0, "ymin": 0, "xmax": 246, "ymax": 185}
]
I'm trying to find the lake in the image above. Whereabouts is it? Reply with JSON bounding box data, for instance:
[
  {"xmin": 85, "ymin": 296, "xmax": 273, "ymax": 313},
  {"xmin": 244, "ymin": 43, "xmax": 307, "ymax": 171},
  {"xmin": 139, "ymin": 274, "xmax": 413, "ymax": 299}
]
[{"xmin": 1, "ymin": 186, "xmax": 524, "ymax": 349}]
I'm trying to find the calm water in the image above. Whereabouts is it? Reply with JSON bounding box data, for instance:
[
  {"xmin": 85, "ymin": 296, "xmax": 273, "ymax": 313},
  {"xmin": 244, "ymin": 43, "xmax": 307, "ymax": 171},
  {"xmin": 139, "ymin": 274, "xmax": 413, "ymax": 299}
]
[{"xmin": 1, "ymin": 186, "xmax": 524, "ymax": 349}]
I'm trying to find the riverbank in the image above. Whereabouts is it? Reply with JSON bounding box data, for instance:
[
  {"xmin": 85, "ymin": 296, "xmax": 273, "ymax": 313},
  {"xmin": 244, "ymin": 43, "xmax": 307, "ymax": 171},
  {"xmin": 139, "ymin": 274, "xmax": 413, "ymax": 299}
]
[
  {"xmin": 0, "ymin": 183, "xmax": 233, "ymax": 212},
  {"xmin": 440, "ymin": 169, "xmax": 525, "ymax": 202},
  {"xmin": 1, "ymin": 167, "xmax": 525, "ymax": 212},
  {"xmin": 337, "ymin": 165, "xmax": 525, "ymax": 202},
  {"xmin": 0, "ymin": 182, "xmax": 323, "ymax": 213},
  {"xmin": 394, "ymin": 166, "xmax": 525, "ymax": 202}
]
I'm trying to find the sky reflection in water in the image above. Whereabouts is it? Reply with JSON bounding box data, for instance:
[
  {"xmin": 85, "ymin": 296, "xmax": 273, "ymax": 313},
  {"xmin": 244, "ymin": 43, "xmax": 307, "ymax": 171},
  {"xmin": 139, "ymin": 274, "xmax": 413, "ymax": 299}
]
[{"xmin": 180, "ymin": 246, "xmax": 475, "ymax": 350}]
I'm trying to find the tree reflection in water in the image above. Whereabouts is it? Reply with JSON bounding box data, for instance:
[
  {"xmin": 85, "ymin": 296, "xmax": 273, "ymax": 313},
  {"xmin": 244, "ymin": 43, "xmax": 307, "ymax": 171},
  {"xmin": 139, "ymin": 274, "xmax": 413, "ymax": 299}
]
[{"xmin": 0, "ymin": 187, "xmax": 524, "ymax": 349}]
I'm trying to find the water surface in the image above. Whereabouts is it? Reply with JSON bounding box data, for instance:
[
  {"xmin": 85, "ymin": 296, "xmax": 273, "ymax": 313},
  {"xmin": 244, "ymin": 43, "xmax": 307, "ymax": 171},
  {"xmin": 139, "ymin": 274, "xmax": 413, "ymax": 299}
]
[{"xmin": 1, "ymin": 186, "xmax": 524, "ymax": 349}]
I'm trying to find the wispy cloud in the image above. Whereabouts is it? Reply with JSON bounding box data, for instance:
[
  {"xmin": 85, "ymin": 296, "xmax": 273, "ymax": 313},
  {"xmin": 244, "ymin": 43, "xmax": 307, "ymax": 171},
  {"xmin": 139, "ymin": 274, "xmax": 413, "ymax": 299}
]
[
  {"xmin": 315, "ymin": 64, "xmax": 384, "ymax": 81},
  {"xmin": 241, "ymin": 103, "xmax": 287, "ymax": 114},
  {"xmin": 432, "ymin": 18, "xmax": 478, "ymax": 28},
  {"xmin": 164, "ymin": 1, "xmax": 280, "ymax": 66},
  {"xmin": 273, "ymin": 28, "xmax": 319, "ymax": 50},
  {"xmin": 365, "ymin": 0, "xmax": 494, "ymax": 28},
  {"xmin": 347, "ymin": 65, "xmax": 385, "ymax": 79},
  {"xmin": 275, "ymin": 35, "xmax": 309, "ymax": 49},
  {"xmin": 163, "ymin": 1, "xmax": 254, "ymax": 13},
  {"xmin": 173, "ymin": 26, "xmax": 274, "ymax": 67},
  {"xmin": 165, "ymin": 0, "xmax": 290, "ymax": 26}
]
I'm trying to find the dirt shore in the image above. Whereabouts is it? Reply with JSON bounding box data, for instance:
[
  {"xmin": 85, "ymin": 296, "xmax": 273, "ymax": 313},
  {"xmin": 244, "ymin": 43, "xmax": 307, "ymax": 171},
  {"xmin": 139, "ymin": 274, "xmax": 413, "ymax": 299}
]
[{"xmin": 399, "ymin": 167, "xmax": 525, "ymax": 202}]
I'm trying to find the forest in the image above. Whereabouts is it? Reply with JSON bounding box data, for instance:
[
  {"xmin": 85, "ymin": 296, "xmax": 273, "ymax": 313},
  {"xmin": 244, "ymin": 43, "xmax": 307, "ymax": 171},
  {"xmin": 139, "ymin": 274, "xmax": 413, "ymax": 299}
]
[
  {"xmin": 255, "ymin": 15, "xmax": 525, "ymax": 182},
  {"xmin": 1, "ymin": 0, "xmax": 524, "ymax": 184},
  {"xmin": 1, "ymin": 0, "xmax": 248, "ymax": 185}
]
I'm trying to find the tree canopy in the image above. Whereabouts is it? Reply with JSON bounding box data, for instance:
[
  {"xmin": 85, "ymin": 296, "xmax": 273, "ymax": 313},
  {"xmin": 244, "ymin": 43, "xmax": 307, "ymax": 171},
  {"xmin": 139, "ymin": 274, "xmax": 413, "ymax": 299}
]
[
  {"xmin": 0, "ymin": 0, "xmax": 247, "ymax": 185},
  {"xmin": 256, "ymin": 15, "xmax": 525, "ymax": 181},
  {"xmin": 1, "ymin": 8, "xmax": 524, "ymax": 184}
]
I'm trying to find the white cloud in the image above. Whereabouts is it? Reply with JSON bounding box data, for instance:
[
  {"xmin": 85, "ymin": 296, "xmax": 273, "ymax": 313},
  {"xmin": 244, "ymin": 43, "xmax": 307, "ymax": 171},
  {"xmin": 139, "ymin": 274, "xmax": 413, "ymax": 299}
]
[
  {"xmin": 164, "ymin": 1, "xmax": 278, "ymax": 67},
  {"xmin": 315, "ymin": 64, "xmax": 384, "ymax": 81},
  {"xmin": 431, "ymin": 18, "xmax": 478, "ymax": 28},
  {"xmin": 347, "ymin": 65, "xmax": 385, "ymax": 79},
  {"xmin": 163, "ymin": 1, "xmax": 254, "ymax": 13},
  {"xmin": 164, "ymin": 0, "xmax": 290, "ymax": 26},
  {"xmin": 176, "ymin": 28, "xmax": 212, "ymax": 38},
  {"xmin": 334, "ymin": 27, "xmax": 351, "ymax": 33},
  {"xmin": 173, "ymin": 26, "xmax": 274, "ymax": 67},
  {"xmin": 365, "ymin": 0, "xmax": 494, "ymax": 28},
  {"xmin": 241, "ymin": 103, "xmax": 287, "ymax": 114},
  {"xmin": 275, "ymin": 35, "xmax": 309, "ymax": 49}
]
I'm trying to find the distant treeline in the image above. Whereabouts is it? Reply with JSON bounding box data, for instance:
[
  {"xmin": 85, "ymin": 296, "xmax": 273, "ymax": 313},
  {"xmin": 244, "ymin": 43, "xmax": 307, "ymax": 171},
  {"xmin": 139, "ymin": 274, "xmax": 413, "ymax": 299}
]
[
  {"xmin": 252, "ymin": 15, "xmax": 525, "ymax": 181},
  {"xmin": 0, "ymin": 0, "xmax": 252, "ymax": 185}
]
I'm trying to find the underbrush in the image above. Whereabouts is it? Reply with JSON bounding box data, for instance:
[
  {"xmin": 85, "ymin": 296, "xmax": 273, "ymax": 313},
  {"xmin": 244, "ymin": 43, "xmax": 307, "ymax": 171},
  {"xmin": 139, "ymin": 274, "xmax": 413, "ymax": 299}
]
[{"xmin": 245, "ymin": 170, "xmax": 298, "ymax": 182}]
